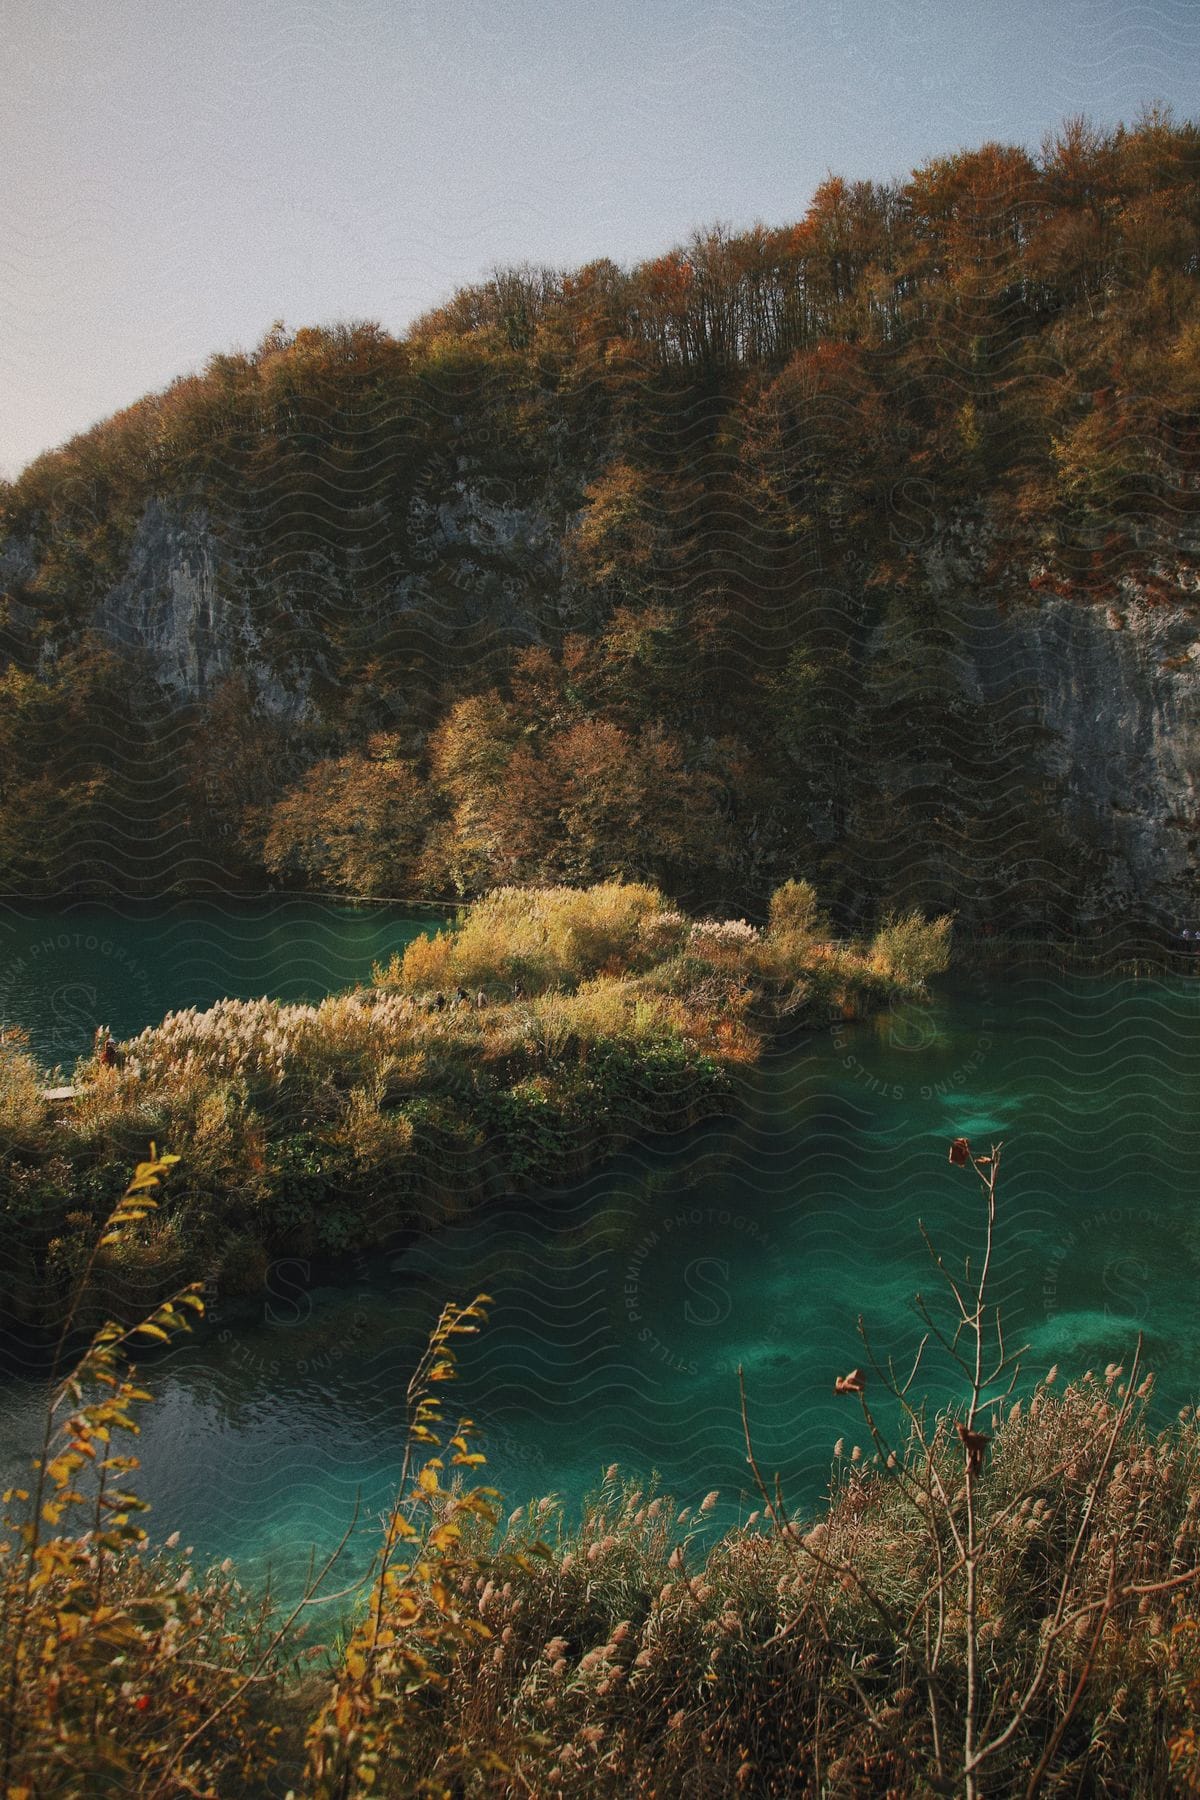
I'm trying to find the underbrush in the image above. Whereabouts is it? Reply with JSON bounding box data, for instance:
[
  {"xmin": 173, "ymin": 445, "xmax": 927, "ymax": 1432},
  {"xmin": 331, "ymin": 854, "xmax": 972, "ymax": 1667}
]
[
  {"xmin": 0, "ymin": 1154, "xmax": 289, "ymax": 1798},
  {"xmin": 405, "ymin": 1376, "xmax": 1200, "ymax": 1797}
]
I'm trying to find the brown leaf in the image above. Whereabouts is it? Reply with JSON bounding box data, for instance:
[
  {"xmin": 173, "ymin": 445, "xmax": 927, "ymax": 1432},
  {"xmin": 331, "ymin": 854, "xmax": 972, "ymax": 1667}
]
[
  {"xmin": 956, "ymin": 1420, "xmax": 990, "ymax": 1476},
  {"xmin": 948, "ymin": 1137, "xmax": 971, "ymax": 1166},
  {"xmin": 834, "ymin": 1368, "xmax": 866, "ymax": 1395}
]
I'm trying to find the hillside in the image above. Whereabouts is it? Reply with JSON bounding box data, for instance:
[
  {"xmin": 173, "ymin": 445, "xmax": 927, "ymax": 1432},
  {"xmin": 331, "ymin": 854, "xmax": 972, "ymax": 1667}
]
[{"xmin": 2, "ymin": 110, "xmax": 1199, "ymax": 928}]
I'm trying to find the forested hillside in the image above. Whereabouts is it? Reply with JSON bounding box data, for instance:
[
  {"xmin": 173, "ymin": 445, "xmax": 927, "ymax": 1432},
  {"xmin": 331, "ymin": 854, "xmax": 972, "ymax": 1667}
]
[{"xmin": 3, "ymin": 110, "xmax": 1199, "ymax": 927}]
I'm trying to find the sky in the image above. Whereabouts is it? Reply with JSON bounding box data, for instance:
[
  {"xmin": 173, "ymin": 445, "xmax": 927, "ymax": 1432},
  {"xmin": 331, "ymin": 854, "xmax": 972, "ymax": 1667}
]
[{"xmin": 2, "ymin": 0, "xmax": 1198, "ymax": 477}]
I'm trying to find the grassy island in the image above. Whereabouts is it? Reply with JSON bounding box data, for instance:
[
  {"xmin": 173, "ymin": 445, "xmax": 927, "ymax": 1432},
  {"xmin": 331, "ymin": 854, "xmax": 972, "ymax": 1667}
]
[{"xmin": 0, "ymin": 881, "xmax": 949, "ymax": 1325}]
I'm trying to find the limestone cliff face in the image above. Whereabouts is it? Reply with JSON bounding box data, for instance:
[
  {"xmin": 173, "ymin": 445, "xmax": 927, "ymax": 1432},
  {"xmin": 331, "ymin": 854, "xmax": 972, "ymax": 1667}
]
[
  {"xmin": 82, "ymin": 482, "xmax": 569, "ymax": 715},
  {"xmin": 993, "ymin": 588, "xmax": 1199, "ymax": 918},
  {"xmin": 926, "ymin": 524, "xmax": 1200, "ymax": 920},
  {"xmin": 90, "ymin": 499, "xmax": 291, "ymax": 708}
]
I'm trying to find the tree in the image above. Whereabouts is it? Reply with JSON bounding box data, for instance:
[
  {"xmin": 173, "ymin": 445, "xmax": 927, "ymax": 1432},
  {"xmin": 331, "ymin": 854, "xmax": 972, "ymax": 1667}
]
[
  {"xmin": 263, "ymin": 736, "xmax": 430, "ymax": 896},
  {"xmin": 185, "ymin": 674, "xmax": 295, "ymax": 877},
  {"xmin": 543, "ymin": 718, "xmax": 732, "ymax": 890},
  {"xmin": 564, "ymin": 460, "xmax": 670, "ymax": 604}
]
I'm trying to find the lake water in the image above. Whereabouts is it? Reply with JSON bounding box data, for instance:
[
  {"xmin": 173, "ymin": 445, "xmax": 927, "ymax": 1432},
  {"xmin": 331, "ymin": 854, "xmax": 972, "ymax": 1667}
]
[
  {"xmin": 1, "ymin": 915, "xmax": 1199, "ymax": 1610},
  {"xmin": 0, "ymin": 897, "xmax": 440, "ymax": 1070}
]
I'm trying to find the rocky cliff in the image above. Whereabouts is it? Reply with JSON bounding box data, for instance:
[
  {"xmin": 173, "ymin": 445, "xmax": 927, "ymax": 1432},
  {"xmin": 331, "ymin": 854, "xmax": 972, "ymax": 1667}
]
[
  {"xmin": 45, "ymin": 492, "xmax": 1194, "ymax": 921},
  {"xmin": 92, "ymin": 499, "xmax": 279, "ymax": 706},
  {"xmin": 79, "ymin": 478, "xmax": 569, "ymax": 719},
  {"xmin": 918, "ymin": 523, "xmax": 1200, "ymax": 924}
]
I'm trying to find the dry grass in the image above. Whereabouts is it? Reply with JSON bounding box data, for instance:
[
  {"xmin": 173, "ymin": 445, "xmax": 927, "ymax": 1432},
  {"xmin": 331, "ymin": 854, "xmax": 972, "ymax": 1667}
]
[
  {"xmin": 0, "ymin": 1038, "xmax": 47, "ymax": 1142},
  {"xmin": 388, "ymin": 1374, "xmax": 1200, "ymax": 1798},
  {"xmin": 383, "ymin": 882, "xmax": 669, "ymax": 996}
]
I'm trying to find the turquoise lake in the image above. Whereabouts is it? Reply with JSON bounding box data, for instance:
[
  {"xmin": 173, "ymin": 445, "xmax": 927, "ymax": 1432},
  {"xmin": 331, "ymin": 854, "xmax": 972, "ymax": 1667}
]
[
  {"xmin": 0, "ymin": 898, "xmax": 440, "ymax": 1071},
  {"xmin": 0, "ymin": 906, "xmax": 1198, "ymax": 1611}
]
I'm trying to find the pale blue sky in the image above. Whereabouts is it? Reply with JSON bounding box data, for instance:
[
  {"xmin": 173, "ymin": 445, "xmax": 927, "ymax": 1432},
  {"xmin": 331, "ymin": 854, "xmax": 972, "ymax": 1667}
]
[{"xmin": 3, "ymin": 0, "xmax": 1198, "ymax": 476}]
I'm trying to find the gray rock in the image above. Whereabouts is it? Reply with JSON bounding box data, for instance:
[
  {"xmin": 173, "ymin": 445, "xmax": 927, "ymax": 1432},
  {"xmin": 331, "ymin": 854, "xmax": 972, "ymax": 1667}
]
[
  {"xmin": 91, "ymin": 499, "xmax": 306, "ymax": 717},
  {"xmin": 928, "ymin": 524, "xmax": 1200, "ymax": 919}
]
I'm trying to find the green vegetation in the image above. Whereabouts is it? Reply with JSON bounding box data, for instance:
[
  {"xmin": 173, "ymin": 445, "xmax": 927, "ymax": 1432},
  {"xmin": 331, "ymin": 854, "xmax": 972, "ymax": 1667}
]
[
  {"xmin": 0, "ymin": 882, "xmax": 948, "ymax": 1325},
  {"xmin": 2, "ymin": 112, "xmax": 1197, "ymax": 924},
  {"xmin": 2, "ymin": 1140, "xmax": 1197, "ymax": 1796}
]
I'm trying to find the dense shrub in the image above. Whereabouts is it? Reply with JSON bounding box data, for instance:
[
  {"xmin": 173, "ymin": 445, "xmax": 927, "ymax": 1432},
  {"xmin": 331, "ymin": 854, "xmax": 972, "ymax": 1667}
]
[
  {"xmin": 868, "ymin": 909, "xmax": 954, "ymax": 987},
  {"xmin": 0, "ymin": 1033, "xmax": 46, "ymax": 1143}
]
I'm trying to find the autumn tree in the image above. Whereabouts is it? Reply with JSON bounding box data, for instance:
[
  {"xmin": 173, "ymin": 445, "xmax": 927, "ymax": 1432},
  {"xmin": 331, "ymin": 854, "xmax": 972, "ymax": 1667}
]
[
  {"xmin": 263, "ymin": 735, "xmax": 431, "ymax": 896},
  {"xmin": 551, "ymin": 718, "xmax": 731, "ymax": 888},
  {"xmin": 564, "ymin": 459, "xmax": 673, "ymax": 607}
]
